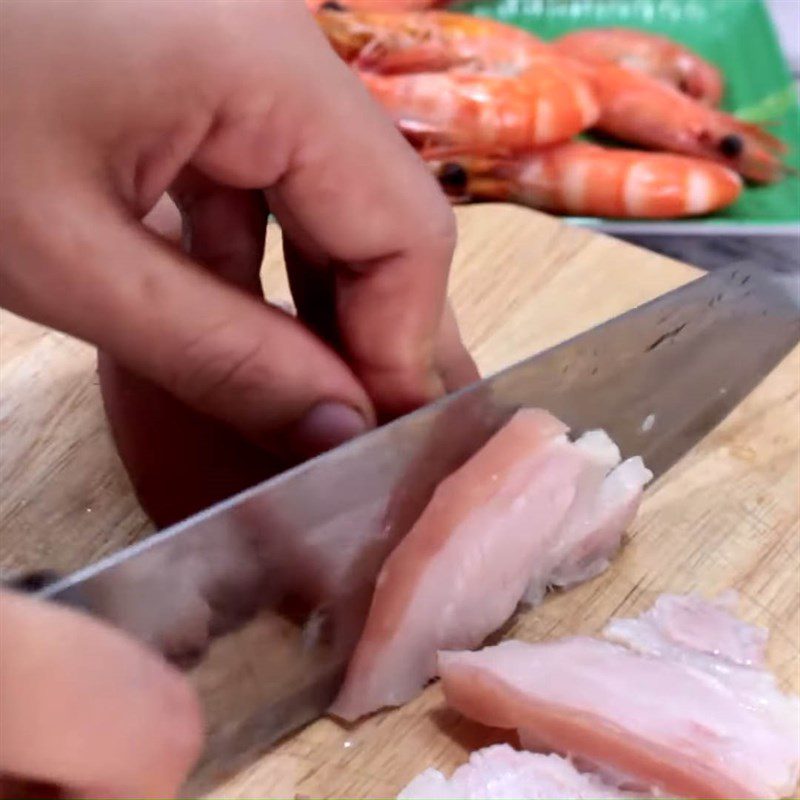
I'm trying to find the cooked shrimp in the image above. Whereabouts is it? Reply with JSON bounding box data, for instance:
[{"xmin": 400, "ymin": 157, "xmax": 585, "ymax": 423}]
[
  {"xmin": 316, "ymin": 8, "xmax": 550, "ymax": 74},
  {"xmin": 556, "ymin": 28, "xmax": 724, "ymax": 105},
  {"xmin": 574, "ymin": 61, "xmax": 785, "ymax": 183},
  {"xmin": 429, "ymin": 141, "xmax": 742, "ymax": 218},
  {"xmin": 358, "ymin": 66, "xmax": 598, "ymax": 153},
  {"xmin": 316, "ymin": 9, "xmax": 598, "ymax": 151}
]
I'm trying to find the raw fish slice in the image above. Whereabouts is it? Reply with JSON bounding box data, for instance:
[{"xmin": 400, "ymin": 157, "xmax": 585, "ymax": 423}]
[
  {"xmin": 439, "ymin": 633, "xmax": 800, "ymax": 798},
  {"xmin": 602, "ymin": 593, "xmax": 783, "ymax": 739},
  {"xmin": 525, "ymin": 430, "xmax": 651, "ymax": 603},
  {"xmin": 332, "ymin": 411, "xmax": 653, "ymax": 720},
  {"xmin": 330, "ymin": 409, "xmax": 586, "ymax": 720},
  {"xmin": 604, "ymin": 591, "xmax": 767, "ymax": 668},
  {"xmin": 398, "ymin": 744, "xmax": 639, "ymax": 799},
  {"xmin": 524, "ymin": 429, "xmax": 620, "ymax": 604},
  {"xmin": 549, "ymin": 455, "xmax": 652, "ymax": 591}
]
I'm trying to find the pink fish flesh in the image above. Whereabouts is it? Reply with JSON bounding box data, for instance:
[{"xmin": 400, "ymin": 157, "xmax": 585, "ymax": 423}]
[
  {"xmin": 604, "ymin": 590, "xmax": 768, "ymax": 668},
  {"xmin": 329, "ymin": 409, "xmax": 651, "ymax": 720},
  {"xmin": 438, "ymin": 596, "xmax": 800, "ymax": 799}
]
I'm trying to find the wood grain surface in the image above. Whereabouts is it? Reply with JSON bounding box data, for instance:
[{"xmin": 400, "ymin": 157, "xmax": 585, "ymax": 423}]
[{"xmin": 0, "ymin": 205, "xmax": 797, "ymax": 799}]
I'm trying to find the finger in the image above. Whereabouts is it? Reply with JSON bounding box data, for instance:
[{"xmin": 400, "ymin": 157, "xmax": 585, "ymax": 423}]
[
  {"xmin": 283, "ymin": 235, "xmax": 338, "ymax": 346},
  {"xmin": 1, "ymin": 192, "xmax": 373, "ymax": 456},
  {"xmin": 435, "ymin": 301, "xmax": 480, "ymax": 392},
  {"xmin": 265, "ymin": 133, "xmax": 456, "ymax": 419},
  {"xmin": 101, "ymin": 177, "xmax": 278, "ymax": 527},
  {"xmin": 98, "ymin": 354, "xmax": 279, "ymax": 528},
  {"xmin": 286, "ymin": 236, "xmax": 477, "ymax": 397},
  {"xmin": 0, "ymin": 591, "xmax": 202, "ymax": 798},
  {"xmin": 170, "ymin": 169, "xmax": 267, "ymax": 297},
  {"xmin": 190, "ymin": 4, "xmax": 464, "ymax": 417}
]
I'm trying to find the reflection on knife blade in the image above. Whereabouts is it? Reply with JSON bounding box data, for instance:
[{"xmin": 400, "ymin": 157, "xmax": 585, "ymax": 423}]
[{"xmin": 35, "ymin": 264, "xmax": 799, "ymax": 794}]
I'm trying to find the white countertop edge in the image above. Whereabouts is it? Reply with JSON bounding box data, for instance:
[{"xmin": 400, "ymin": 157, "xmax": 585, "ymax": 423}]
[{"xmin": 571, "ymin": 220, "xmax": 800, "ymax": 237}]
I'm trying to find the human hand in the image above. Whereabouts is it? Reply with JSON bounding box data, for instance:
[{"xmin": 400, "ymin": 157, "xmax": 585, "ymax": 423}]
[
  {"xmin": 0, "ymin": 590, "xmax": 202, "ymax": 798},
  {"xmin": 0, "ymin": 0, "xmax": 478, "ymax": 522}
]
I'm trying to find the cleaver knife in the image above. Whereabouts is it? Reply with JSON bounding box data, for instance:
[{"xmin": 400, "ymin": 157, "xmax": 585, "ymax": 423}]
[{"xmin": 27, "ymin": 263, "xmax": 800, "ymax": 794}]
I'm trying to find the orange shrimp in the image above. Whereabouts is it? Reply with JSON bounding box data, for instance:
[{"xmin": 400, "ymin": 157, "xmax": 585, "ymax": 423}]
[
  {"xmin": 570, "ymin": 60, "xmax": 786, "ymax": 183},
  {"xmin": 316, "ymin": 9, "xmax": 599, "ymax": 151},
  {"xmin": 428, "ymin": 141, "xmax": 742, "ymax": 218},
  {"xmin": 556, "ymin": 28, "xmax": 724, "ymax": 106},
  {"xmin": 357, "ymin": 66, "xmax": 598, "ymax": 153},
  {"xmin": 316, "ymin": 8, "xmax": 550, "ymax": 74}
]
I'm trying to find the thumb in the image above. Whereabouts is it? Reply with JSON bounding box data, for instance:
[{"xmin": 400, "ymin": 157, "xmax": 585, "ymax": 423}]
[
  {"xmin": 1, "ymin": 194, "xmax": 373, "ymax": 456},
  {"xmin": 0, "ymin": 590, "xmax": 202, "ymax": 798}
]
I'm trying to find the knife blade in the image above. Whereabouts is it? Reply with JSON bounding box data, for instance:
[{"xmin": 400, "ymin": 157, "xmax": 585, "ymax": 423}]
[{"xmin": 36, "ymin": 263, "xmax": 799, "ymax": 794}]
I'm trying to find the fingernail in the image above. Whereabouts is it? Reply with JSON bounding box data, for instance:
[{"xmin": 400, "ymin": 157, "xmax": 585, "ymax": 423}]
[{"xmin": 291, "ymin": 402, "xmax": 368, "ymax": 457}]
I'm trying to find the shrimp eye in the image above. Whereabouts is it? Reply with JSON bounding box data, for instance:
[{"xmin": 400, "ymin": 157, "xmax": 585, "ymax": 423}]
[
  {"xmin": 320, "ymin": 1, "xmax": 347, "ymax": 10},
  {"xmin": 719, "ymin": 134, "xmax": 744, "ymax": 158},
  {"xmin": 438, "ymin": 162, "xmax": 469, "ymax": 192}
]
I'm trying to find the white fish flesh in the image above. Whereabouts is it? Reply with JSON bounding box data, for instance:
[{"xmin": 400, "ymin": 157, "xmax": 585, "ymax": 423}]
[
  {"xmin": 330, "ymin": 409, "xmax": 651, "ymax": 720},
  {"xmin": 398, "ymin": 744, "xmax": 640, "ymax": 799},
  {"xmin": 437, "ymin": 595, "xmax": 800, "ymax": 799}
]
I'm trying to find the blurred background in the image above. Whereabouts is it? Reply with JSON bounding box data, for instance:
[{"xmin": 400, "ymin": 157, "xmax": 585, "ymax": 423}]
[
  {"xmin": 328, "ymin": 0, "xmax": 800, "ymax": 272},
  {"xmin": 769, "ymin": 0, "xmax": 799, "ymax": 74}
]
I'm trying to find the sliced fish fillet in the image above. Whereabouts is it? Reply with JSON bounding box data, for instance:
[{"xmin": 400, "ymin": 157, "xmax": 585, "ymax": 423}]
[
  {"xmin": 438, "ymin": 596, "xmax": 800, "ymax": 799},
  {"xmin": 549, "ymin": 456, "xmax": 651, "ymax": 591},
  {"xmin": 604, "ymin": 590, "xmax": 767, "ymax": 668},
  {"xmin": 330, "ymin": 410, "xmax": 650, "ymax": 720},
  {"xmin": 330, "ymin": 409, "xmax": 575, "ymax": 719},
  {"xmin": 528, "ymin": 432, "xmax": 651, "ymax": 603},
  {"xmin": 398, "ymin": 744, "xmax": 638, "ymax": 799}
]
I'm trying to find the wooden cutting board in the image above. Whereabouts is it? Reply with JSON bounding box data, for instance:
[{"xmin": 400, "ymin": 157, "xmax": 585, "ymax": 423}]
[{"xmin": 1, "ymin": 206, "xmax": 797, "ymax": 798}]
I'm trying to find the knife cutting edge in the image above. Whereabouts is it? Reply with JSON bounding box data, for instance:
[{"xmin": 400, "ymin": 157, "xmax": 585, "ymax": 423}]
[{"xmin": 23, "ymin": 263, "xmax": 800, "ymax": 794}]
